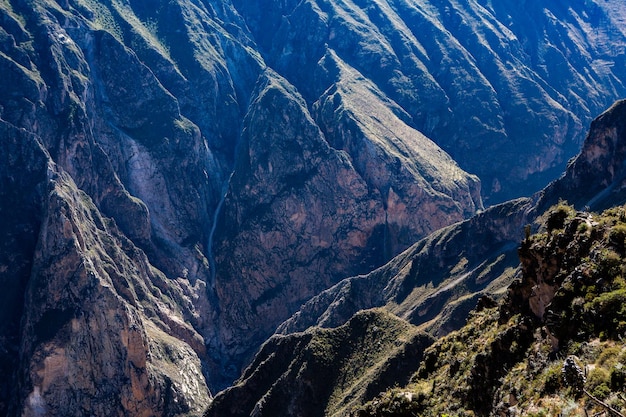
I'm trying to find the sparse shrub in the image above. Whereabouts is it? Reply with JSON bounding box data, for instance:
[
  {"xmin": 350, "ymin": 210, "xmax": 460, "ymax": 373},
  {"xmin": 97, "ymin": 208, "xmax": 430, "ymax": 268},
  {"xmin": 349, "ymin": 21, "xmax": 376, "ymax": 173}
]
[
  {"xmin": 604, "ymin": 207, "xmax": 626, "ymax": 223},
  {"xmin": 587, "ymin": 367, "xmax": 611, "ymax": 399},
  {"xmin": 609, "ymin": 224, "xmax": 626, "ymax": 254},
  {"xmin": 595, "ymin": 249, "xmax": 623, "ymax": 280},
  {"xmin": 584, "ymin": 285, "xmax": 597, "ymax": 302},
  {"xmin": 597, "ymin": 346, "xmax": 621, "ymax": 366},
  {"xmin": 542, "ymin": 364, "xmax": 563, "ymax": 394},
  {"xmin": 547, "ymin": 203, "xmax": 574, "ymax": 232},
  {"xmin": 352, "ymin": 388, "xmax": 425, "ymax": 417},
  {"xmin": 592, "ymin": 383, "xmax": 612, "ymax": 400},
  {"xmin": 610, "ymin": 364, "xmax": 626, "ymax": 390},
  {"xmin": 587, "ymin": 289, "xmax": 626, "ymax": 339}
]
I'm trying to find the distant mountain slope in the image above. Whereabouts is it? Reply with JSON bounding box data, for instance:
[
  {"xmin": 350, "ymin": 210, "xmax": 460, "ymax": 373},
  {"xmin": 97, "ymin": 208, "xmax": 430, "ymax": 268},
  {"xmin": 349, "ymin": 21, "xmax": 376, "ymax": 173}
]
[
  {"xmin": 279, "ymin": 99, "xmax": 626, "ymax": 339},
  {"xmin": 212, "ymin": 0, "xmax": 626, "ymax": 384},
  {"xmin": 233, "ymin": 0, "xmax": 626, "ymax": 203},
  {"xmin": 205, "ymin": 309, "xmax": 433, "ymax": 417},
  {"xmin": 205, "ymin": 100, "xmax": 626, "ymax": 416}
]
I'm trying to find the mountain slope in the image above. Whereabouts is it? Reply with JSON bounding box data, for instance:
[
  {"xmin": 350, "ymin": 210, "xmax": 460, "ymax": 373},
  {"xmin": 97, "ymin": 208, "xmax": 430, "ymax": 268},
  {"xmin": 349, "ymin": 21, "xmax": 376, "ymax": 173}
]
[
  {"xmin": 2, "ymin": 0, "xmax": 626, "ymax": 414},
  {"xmin": 205, "ymin": 309, "xmax": 434, "ymax": 417},
  {"xmin": 355, "ymin": 202, "xmax": 626, "ymax": 416},
  {"xmin": 233, "ymin": 0, "xmax": 626, "ymax": 203},
  {"xmin": 277, "ymin": 197, "xmax": 530, "ymax": 336},
  {"xmin": 214, "ymin": 0, "xmax": 626, "ymax": 382},
  {"xmin": 0, "ymin": 0, "xmax": 485, "ymax": 397},
  {"xmin": 281, "ymin": 99, "xmax": 626, "ymax": 339},
  {"xmin": 211, "ymin": 68, "xmax": 483, "ymax": 374},
  {"xmin": 205, "ymin": 100, "xmax": 626, "ymax": 416}
]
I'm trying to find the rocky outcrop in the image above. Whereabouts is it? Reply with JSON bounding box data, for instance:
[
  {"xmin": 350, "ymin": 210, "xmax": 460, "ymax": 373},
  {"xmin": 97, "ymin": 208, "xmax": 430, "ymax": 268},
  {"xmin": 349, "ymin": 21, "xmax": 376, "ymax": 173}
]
[
  {"xmin": 536, "ymin": 99, "xmax": 626, "ymax": 212},
  {"xmin": 354, "ymin": 203, "xmax": 626, "ymax": 416},
  {"xmin": 205, "ymin": 309, "xmax": 434, "ymax": 417}
]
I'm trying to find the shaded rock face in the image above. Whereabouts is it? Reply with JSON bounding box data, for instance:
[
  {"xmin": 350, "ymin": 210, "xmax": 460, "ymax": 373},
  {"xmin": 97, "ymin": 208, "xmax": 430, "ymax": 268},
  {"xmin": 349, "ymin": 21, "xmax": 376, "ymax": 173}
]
[
  {"xmin": 2, "ymin": 0, "xmax": 626, "ymax": 414},
  {"xmin": 233, "ymin": 0, "xmax": 626, "ymax": 204},
  {"xmin": 0, "ymin": 125, "xmax": 48, "ymax": 416},
  {"xmin": 536, "ymin": 99, "xmax": 626, "ymax": 213}
]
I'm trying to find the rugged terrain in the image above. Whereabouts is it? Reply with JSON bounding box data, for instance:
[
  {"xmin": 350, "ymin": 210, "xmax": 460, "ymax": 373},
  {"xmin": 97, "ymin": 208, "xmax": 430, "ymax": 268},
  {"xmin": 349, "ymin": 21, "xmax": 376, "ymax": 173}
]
[
  {"xmin": 2, "ymin": 0, "xmax": 626, "ymax": 415},
  {"xmin": 352, "ymin": 202, "xmax": 626, "ymax": 416},
  {"xmin": 207, "ymin": 100, "xmax": 626, "ymax": 416},
  {"xmin": 206, "ymin": 309, "xmax": 434, "ymax": 417},
  {"xmin": 279, "ymin": 98, "xmax": 626, "ymax": 340}
]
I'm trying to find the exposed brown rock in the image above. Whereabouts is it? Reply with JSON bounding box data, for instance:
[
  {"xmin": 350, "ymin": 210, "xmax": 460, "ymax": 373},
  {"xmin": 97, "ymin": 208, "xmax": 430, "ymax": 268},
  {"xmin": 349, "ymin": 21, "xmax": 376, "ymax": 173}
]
[
  {"xmin": 536, "ymin": 99, "xmax": 626, "ymax": 212},
  {"xmin": 17, "ymin": 169, "xmax": 210, "ymax": 416}
]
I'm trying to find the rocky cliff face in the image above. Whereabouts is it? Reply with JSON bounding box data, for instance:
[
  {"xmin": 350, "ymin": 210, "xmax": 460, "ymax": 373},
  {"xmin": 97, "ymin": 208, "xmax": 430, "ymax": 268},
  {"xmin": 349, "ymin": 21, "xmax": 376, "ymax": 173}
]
[
  {"xmin": 208, "ymin": 99, "xmax": 626, "ymax": 416},
  {"xmin": 234, "ymin": 0, "xmax": 626, "ymax": 204},
  {"xmin": 211, "ymin": 69, "xmax": 482, "ymax": 378},
  {"xmin": 1, "ymin": 120, "xmax": 212, "ymax": 415},
  {"xmin": 536, "ymin": 99, "xmax": 626, "ymax": 213},
  {"xmin": 0, "ymin": 0, "xmax": 229, "ymax": 412},
  {"xmin": 2, "ymin": 0, "xmax": 626, "ymax": 415},
  {"xmin": 21, "ymin": 170, "xmax": 211, "ymax": 417}
]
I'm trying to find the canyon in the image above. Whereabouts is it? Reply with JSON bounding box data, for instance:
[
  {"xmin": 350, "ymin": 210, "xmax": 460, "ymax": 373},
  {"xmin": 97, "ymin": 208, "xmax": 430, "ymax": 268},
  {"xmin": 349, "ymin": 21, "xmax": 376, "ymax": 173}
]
[{"xmin": 1, "ymin": 0, "xmax": 626, "ymax": 415}]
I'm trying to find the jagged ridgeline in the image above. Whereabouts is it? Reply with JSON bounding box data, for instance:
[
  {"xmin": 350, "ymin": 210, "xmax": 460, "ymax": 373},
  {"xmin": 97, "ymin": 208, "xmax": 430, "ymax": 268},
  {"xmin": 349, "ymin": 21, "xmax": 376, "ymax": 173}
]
[
  {"xmin": 2, "ymin": 0, "xmax": 626, "ymax": 416},
  {"xmin": 205, "ymin": 309, "xmax": 434, "ymax": 417},
  {"xmin": 205, "ymin": 98, "xmax": 626, "ymax": 416},
  {"xmin": 206, "ymin": 202, "xmax": 626, "ymax": 416},
  {"xmin": 351, "ymin": 203, "xmax": 626, "ymax": 416}
]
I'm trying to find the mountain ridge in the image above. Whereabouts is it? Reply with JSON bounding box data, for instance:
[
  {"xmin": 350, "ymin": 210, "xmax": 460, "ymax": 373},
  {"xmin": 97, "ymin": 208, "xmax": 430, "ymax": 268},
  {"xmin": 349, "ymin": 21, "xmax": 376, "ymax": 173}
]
[
  {"xmin": 2, "ymin": 0, "xmax": 626, "ymax": 415},
  {"xmin": 206, "ymin": 98, "xmax": 626, "ymax": 417}
]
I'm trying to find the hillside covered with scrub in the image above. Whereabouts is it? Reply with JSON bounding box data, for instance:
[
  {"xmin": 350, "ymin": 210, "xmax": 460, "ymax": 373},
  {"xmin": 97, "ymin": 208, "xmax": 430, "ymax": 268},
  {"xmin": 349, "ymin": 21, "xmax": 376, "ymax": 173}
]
[{"xmin": 353, "ymin": 202, "xmax": 626, "ymax": 416}]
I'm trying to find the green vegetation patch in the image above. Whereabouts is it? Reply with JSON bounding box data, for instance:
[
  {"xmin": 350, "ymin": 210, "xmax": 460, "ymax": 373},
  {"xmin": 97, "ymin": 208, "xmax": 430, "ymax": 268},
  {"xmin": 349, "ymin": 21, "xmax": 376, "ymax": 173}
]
[{"xmin": 353, "ymin": 202, "xmax": 626, "ymax": 416}]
